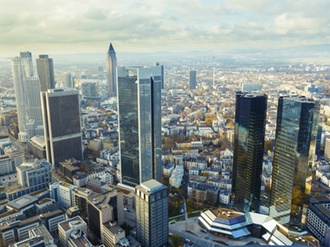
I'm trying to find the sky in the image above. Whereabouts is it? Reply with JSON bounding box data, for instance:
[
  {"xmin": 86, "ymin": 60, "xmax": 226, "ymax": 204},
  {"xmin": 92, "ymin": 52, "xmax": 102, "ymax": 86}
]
[{"xmin": 1, "ymin": 0, "xmax": 330, "ymax": 57}]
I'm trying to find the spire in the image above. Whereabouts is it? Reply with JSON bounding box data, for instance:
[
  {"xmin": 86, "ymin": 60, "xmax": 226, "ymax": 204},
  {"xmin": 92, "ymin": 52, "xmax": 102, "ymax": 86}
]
[{"xmin": 109, "ymin": 42, "xmax": 115, "ymax": 52}]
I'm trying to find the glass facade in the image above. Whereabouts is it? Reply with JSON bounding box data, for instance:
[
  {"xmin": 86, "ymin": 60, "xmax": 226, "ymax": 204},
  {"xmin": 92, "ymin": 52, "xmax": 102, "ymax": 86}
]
[
  {"xmin": 41, "ymin": 90, "xmax": 82, "ymax": 166},
  {"xmin": 270, "ymin": 96, "xmax": 319, "ymax": 226},
  {"xmin": 36, "ymin": 55, "xmax": 55, "ymax": 92},
  {"xmin": 118, "ymin": 67, "xmax": 162, "ymax": 187},
  {"xmin": 232, "ymin": 92, "xmax": 267, "ymax": 212}
]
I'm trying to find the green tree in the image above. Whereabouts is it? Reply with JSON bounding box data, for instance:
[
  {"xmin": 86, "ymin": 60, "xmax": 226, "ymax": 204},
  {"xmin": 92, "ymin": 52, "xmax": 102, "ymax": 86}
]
[{"xmin": 171, "ymin": 234, "xmax": 183, "ymax": 247}]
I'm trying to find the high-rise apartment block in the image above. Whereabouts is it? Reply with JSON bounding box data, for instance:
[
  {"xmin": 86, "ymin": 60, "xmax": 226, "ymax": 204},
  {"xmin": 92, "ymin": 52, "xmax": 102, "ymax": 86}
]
[
  {"xmin": 232, "ymin": 92, "xmax": 267, "ymax": 212},
  {"xmin": 106, "ymin": 42, "xmax": 117, "ymax": 97},
  {"xmin": 189, "ymin": 70, "xmax": 197, "ymax": 89},
  {"xmin": 36, "ymin": 54, "xmax": 55, "ymax": 91},
  {"xmin": 270, "ymin": 96, "xmax": 319, "ymax": 225},
  {"xmin": 41, "ymin": 89, "xmax": 82, "ymax": 166},
  {"xmin": 117, "ymin": 66, "xmax": 162, "ymax": 187},
  {"xmin": 135, "ymin": 179, "xmax": 168, "ymax": 247},
  {"xmin": 11, "ymin": 53, "xmax": 43, "ymax": 142}
]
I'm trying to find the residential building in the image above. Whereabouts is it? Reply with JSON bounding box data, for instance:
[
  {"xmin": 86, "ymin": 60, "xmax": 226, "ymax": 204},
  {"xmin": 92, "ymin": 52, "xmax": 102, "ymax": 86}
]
[
  {"xmin": 117, "ymin": 66, "xmax": 162, "ymax": 187},
  {"xmin": 232, "ymin": 92, "xmax": 267, "ymax": 212},
  {"xmin": 135, "ymin": 179, "xmax": 168, "ymax": 247},
  {"xmin": 270, "ymin": 96, "xmax": 319, "ymax": 226}
]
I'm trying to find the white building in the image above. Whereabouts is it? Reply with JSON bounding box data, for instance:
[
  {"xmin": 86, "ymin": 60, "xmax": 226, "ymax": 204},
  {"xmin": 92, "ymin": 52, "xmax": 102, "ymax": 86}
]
[
  {"xmin": 169, "ymin": 165, "xmax": 184, "ymax": 188},
  {"xmin": 58, "ymin": 216, "xmax": 91, "ymax": 247},
  {"xmin": 11, "ymin": 54, "xmax": 43, "ymax": 142},
  {"xmin": 49, "ymin": 181, "xmax": 75, "ymax": 209}
]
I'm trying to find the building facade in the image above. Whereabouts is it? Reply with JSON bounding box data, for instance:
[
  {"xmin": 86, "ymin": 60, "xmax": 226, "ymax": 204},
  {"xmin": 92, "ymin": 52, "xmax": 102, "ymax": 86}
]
[
  {"xmin": 270, "ymin": 96, "xmax": 319, "ymax": 226},
  {"xmin": 41, "ymin": 89, "xmax": 82, "ymax": 166},
  {"xmin": 11, "ymin": 53, "xmax": 43, "ymax": 142},
  {"xmin": 117, "ymin": 66, "xmax": 162, "ymax": 187},
  {"xmin": 135, "ymin": 179, "xmax": 168, "ymax": 247},
  {"xmin": 36, "ymin": 54, "xmax": 55, "ymax": 92},
  {"xmin": 106, "ymin": 42, "xmax": 117, "ymax": 97},
  {"xmin": 307, "ymin": 195, "xmax": 330, "ymax": 246},
  {"xmin": 232, "ymin": 92, "xmax": 267, "ymax": 212},
  {"xmin": 189, "ymin": 70, "xmax": 196, "ymax": 89}
]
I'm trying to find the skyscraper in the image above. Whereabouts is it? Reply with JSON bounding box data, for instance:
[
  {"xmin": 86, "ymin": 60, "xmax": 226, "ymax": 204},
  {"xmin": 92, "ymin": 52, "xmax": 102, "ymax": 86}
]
[
  {"xmin": 63, "ymin": 73, "xmax": 73, "ymax": 88},
  {"xmin": 232, "ymin": 92, "xmax": 267, "ymax": 212},
  {"xmin": 270, "ymin": 96, "xmax": 319, "ymax": 226},
  {"xmin": 189, "ymin": 70, "xmax": 197, "ymax": 89},
  {"xmin": 36, "ymin": 54, "xmax": 55, "ymax": 91},
  {"xmin": 135, "ymin": 179, "xmax": 168, "ymax": 247},
  {"xmin": 106, "ymin": 42, "xmax": 117, "ymax": 97},
  {"xmin": 41, "ymin": 89, "xmax": 82, "ymax": 166},
  {"xmin": 117, "ymin": 66, "xmax": 162, "ymax": 187},
  {"xmin": 155, "ymin": 62, "xmax": 165, "ymax": 89},
  {"xmin": 11, "ymin": 53, "xmax": 43, "ymax": 142}
]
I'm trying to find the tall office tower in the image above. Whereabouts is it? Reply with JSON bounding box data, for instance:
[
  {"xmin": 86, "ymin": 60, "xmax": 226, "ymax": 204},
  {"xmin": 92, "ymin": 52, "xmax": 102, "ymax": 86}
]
[
  {"xmin": 63, "ymin": 73, "xmax": 73, "ymax": 88},
  {"xmin": 189, "ymin": 70, "xmax": 197, "ymax": 89},
  {"xmin": 155, "ymin": 62, "xmax": 165, "ymax": 89},
  {"xmin": 135, "ymin": 179, "xmax": 168, "ymax": 247},
  {"xmin": 36, "ymin": 54, "xmax": 55, "ymax": 91},
  {"xmin": 117, "ymin": 66, "xmax": 162, "ymax": 187},
  {"xmin": 232, "ymin": 92, "xmax": 267, "ymax": 212},
  {"xmin": 19, "ymin": 51, "xmax": 33, "ymax": 76},
  {"xmin": 41, "ymin": 89, "xmax": 82, "ymax": 166},
  {"xmin": 11, "ymin": 54, "xmax": 43, "ymax": 142},
  {"xmin": 270, "ymin": 96, "xmax": 319, "ymax": 226},
  {"xmin": 106, "ymin": 42, "xmax": 117, "ymax": 97}
]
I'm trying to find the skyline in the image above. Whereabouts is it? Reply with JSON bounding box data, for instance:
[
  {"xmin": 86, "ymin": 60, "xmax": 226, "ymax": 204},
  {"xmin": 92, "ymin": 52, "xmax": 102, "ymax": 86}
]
[{"xmin": 1, "ymin": 0, "xmax": 330, "ymax": 58}]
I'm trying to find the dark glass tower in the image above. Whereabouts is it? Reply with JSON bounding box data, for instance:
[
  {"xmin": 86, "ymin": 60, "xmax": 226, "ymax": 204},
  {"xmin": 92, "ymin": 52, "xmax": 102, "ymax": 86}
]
[
  {"xmin": 106, "ymin": 42, "xmax": 117, "ymax": 97},
  {"xmin": 270, "ymin": 96, "xmax": 319, "ymax": 226},
  {"xmin": 135, "ymin": 180, "xmax": 168, "ymax": 247},
  {"xmin": 118, "ymin": 66, "xmax": 162, "ymax": 187},
  {"xmin": 189, "ymin": 70, "xmax": 196, "ymax": 89},
  {"xmin": 232, "ymin": 92, "xmax": 267, "ymax": 212},
  {"xmin": 36, "ymin": 54, "xmax": 55, "ymax": 92},
  {"xmin": 41, "ymin": 89, "xmax": 82, "ymax": 166}
]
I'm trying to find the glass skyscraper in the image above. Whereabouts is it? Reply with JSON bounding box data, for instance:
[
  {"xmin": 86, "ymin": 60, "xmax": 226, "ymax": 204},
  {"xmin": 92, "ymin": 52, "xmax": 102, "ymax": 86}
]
[
  {"xmin": 117, "ymin": 66, "xmax": 162, "ymax": 187},
  {"xmin": 232, "ymin": 92, "xmax": 267, "ymax": 212},
  {"xmin": 41, "ymin": 89, "xmax": 82, "ymax": 166},
  {"xmin": 270, "ymin": 96, "xmax": 319, "ymax": 226},
  {"xmin": 36, "ymin": 54, "xmax": 55, "ymax": 92}
]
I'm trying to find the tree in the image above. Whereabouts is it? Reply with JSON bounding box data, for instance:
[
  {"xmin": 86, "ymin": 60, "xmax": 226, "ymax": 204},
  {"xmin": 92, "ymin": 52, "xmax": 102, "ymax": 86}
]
[{"xmin": 171, "ymin": 234, "xmax": 183, "ymax": 247}]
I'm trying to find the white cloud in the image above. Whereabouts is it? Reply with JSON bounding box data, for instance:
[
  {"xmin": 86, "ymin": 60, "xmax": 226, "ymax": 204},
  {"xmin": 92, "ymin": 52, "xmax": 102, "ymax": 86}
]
[{"xmin": 0, "ymin": 0, "xmax": 330, "ymax": 56}]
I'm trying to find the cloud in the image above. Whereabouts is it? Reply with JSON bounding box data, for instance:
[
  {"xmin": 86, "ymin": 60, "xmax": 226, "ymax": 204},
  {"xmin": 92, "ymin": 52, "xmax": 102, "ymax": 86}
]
[{"xmin": 0, "ymin": 0, "xmax": 330, "ymax": 56}]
